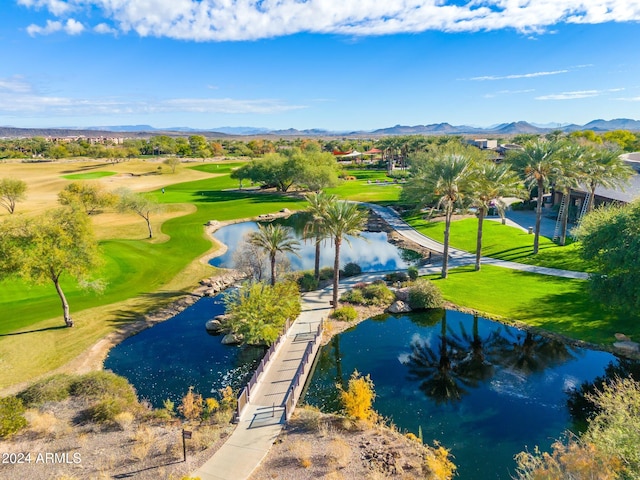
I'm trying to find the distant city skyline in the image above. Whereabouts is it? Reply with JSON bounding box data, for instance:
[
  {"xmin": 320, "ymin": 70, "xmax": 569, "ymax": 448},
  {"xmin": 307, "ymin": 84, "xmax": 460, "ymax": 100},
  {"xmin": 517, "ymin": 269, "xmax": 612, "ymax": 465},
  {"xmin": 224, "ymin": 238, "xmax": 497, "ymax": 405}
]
[{"xmin": 2, "ymin": 1, "xmax": 640, "ymax": 131}]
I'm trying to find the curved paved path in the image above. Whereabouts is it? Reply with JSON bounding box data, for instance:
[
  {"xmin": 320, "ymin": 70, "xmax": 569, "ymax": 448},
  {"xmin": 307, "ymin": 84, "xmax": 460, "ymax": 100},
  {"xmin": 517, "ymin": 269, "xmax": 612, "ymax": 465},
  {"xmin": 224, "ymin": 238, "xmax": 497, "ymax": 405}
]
[{"xmin": 365, "ymin": 203, "xmax": 589, "ymax": 280}]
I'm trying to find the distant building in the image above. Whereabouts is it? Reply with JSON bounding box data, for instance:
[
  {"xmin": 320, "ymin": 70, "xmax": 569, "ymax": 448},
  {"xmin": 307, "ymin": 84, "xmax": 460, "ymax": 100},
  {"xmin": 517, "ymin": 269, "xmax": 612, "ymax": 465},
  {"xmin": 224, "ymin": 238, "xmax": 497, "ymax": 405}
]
[{"xmin": 470, "ymin": 138, "xmax": 498, "ymax": 150}]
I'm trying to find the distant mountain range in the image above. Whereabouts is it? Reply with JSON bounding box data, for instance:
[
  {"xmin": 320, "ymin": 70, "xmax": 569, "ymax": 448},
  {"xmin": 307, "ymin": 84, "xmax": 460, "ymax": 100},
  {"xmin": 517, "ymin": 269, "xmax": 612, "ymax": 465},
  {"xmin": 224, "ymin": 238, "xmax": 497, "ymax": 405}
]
[{"xmin": 2, "ymin": 118, "xmax": 640, "ymax": 139}]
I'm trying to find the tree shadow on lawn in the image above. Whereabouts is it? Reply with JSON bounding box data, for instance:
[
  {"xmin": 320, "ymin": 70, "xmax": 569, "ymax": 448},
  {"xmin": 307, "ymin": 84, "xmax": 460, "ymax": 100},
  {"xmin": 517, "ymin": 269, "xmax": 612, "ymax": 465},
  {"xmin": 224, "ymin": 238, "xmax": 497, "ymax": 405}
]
[
  {"xmin": 60, "ymin": 163, "xmax": 111, "ymax": 174},
  {"xmin": 106, "ymin": 289, "xmax": 196, "ymax": 328},
  {"xmin": 514, "ymin": 278, "xmax": 631, "ymax": 344},
  {"xmin": 487, "ymin": 243, "xmax": 556, "ymax": 261},
  {"xmin": 0, "ymin": 325, "xmax": 68, "ymax": 337},
  {"xmin": 193, "ymin": 189, "xmax": 302, "ymax": 205}
]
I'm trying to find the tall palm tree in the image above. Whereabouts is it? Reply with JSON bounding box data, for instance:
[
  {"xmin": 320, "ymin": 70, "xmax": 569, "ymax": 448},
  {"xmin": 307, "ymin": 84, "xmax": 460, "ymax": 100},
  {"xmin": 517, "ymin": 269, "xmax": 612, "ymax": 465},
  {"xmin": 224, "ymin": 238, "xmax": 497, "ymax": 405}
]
[
  {"xmin": 582, "ymin": 146, "xmax": 633, "ymax": 213},
  {"xmin": 469, "ymin": 161, "xmax": 523, "ymax": 270},
  {"xmin": 509, "ymin": 139, "xmax": 561, "ymax": 254},
  {"xmin": 553, "ymin": 143, "xmax": 588, "ymax": 246},
  {"xmin": 304, "ymin": 192, "xmax": 336, "ymax": 281},
  {"xmin": 320, "ymin": 200, "xmax": 367, "ymax": 308},
  {"xmin": 248, "ymin": 223, "xmax": 300, "ymax": 286},
  {"xmin": 420, "ymin": 151, "xmax": 472, "ymax": 278}
]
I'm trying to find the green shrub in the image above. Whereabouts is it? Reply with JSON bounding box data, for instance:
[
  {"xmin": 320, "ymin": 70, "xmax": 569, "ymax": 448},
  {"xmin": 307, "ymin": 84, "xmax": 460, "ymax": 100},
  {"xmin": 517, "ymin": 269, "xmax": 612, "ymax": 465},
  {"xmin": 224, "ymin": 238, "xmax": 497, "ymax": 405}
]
[
  {"xmin": 0, "ymin": 396, "xmax": 28, "ymax": 437},
  {"xmin": 299, "ymin": 272, "xmax": 319, "ymax": 292},
  {"xmin": 319, "ymin": 267, "xmax": 334, "ymax": 281},
  {"xmin": 341, "ymin": 262, "xmax": 362, "ymax": 278},
  {"xmin": 407, "ymin": 266, "xmax": 419, "ymax": 281},
  {"xmin": 70, "ymin": 371, "xmax": 137, "ymax": 403},
  {"xmin": 86, "ymin": 396, "xmax": 129, "ymax": 423},
  {"xmin": 408, "ymin": 279, "xmax": 444, "ymax": 310},
  {"xmin": 331, "ymin": 306, "xmax": 358, "ymax": 322},
  {"xmin": 341, "ymin": 288, "xmax": 365, "ymax": 304},
  {"xmin": 361, "ymin": 283, "xmax": 395, "ymax": 306},
  {"xmin": 384, "ymin": 271, "xmax": 409, "ymax": 283},
  {"xmin": 17, "ymin": 374, "xmax": 73, "ymax": 407}
]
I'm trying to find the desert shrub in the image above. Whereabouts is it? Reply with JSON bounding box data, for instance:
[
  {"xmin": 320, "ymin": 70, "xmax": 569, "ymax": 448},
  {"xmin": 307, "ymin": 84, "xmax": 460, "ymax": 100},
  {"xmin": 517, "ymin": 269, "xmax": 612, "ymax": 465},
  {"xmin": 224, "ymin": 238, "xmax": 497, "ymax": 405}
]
[
  {"xmin": 114, "ymin": 411, "xmax": 135, "ymax": 431},
  {"xmin": 18, "ymin": 374, "xmax": 73, "ymax": 406},
  {"xmin": 339, "ymin": 370, "xmax": 376, "ymax": 421},
  {"xmin": 0, "ymin": 396, "xmax": 28, "ymax": 437},
  {"xmin": 131, "ymin": 425, "xmax": 157, "ymax": 460},
  {"xmin": 25, "ymin": 410, "xmax": 68, "ymax": 437},
  {"xmin": 319, "ymin": 267, "xmax": 334, "ymax": 281},
  {"xmin": 361, "ymin": 282, "xmax": 395, "ymax": 305},
  {"xmin": 179, "ymin": 386, "xmax": 204, "ymax": 422},
  {"xmin": 191, "ymin": 425, "xmax": 222, "ymax": 450},
  {"xmin": 70, "ymin": 371, "xmax": 137, "ymax": 403},
  {"xmin": 408, "ymin": 279, "xmax": 444, "ymax": 310},
  {"xmin": 331, "ymin": 306, "xmax": 358, "ymax": 322},
  {"xmin": 289, "ymin": 440, "xmax": 313, "ymax": 468},
  {"xmin": 340, "ymin": 288, "xmax": 365, "ymax": 304},
  {"xmin": 298, "ymin": 272, "xmax": 319, "ymax": 291},
  {"xmin": 407, "ymin": 266, "xmax": 419, "ymax": 280},
  {"xmin": 87, "ymin": 396, "xmax": 130, "ymax": 423},
  {"xmin": 425, "ymin": 443, "xmax": 457, "ymax": 480},
  {"xmin": 218, "ymin": 386, "xmax": 237, "ymax": 412},
  {"xmin": 327, "ymin": 438, "xmax": 352, "ymax": 468},
  {"xmin": 341, "ymin": 262, "xmax": 362, "ymax": 277},
  {"xmin": 384, "ymin": 271, "xmax": 409, "ymax": 283}
]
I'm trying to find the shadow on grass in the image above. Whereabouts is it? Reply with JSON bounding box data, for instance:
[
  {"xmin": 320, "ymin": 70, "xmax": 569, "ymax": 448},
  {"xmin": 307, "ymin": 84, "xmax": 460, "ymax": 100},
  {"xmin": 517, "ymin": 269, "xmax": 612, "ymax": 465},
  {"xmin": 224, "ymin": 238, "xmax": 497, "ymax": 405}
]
[
  {"xmin": 60, "ymin": 163, "xmax": 111, "ymax": 174},
  {"xmin": 194, "ymin": 189, "xmax": 301, "ymax": 205},
  {"xmin": 516, "ymin": 281, "xmax": 627, "ymax": 344},
  {"xmin": 106, "ymin": 289, "xmax": 196, "ymax": 327},
  {"xmin": 0, "ymin": 325, "xmax": 68, "ymax": 337}
]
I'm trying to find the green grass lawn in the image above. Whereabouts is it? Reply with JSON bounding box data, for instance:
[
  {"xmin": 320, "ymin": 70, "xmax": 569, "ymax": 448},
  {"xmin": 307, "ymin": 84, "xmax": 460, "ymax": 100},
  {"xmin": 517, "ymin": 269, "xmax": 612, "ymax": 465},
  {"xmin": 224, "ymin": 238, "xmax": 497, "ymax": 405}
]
[
  {"xmin": 405, "ymin": 214, "xmax": 593, "ymax": 272},
  {"xmin": 61, "ymin": 171, "xmax": 117, "ymax": 180},
  {"xmin": 0, "ymin": 166, "xmax": 306, "ymax": 335},
  {"xmin": 326, "ymin": 169, "xmax": 401, "ymax": 204},
  {"xmin": 427, "ymin": 265, "xmax": 631, "ymax": 345}
]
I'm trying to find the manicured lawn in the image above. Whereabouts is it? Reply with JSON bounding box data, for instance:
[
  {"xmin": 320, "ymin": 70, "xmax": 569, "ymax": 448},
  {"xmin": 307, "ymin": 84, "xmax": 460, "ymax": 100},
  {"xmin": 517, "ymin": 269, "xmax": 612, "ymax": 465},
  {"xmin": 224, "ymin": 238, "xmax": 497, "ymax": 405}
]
[
  {"xmin": 61, "ymin": 171, "xmax": 117, "ymax": 180},
  {"xmin": 0, "ymin": 168, "xmax": 306, "ymax": 335},
  {"xmin": 427, "ymin": 265, "xmax": 631, "ymax": 345},
  {"xmin": 405, "ymin": 215, "xmax": 593, "ymax": 272},
  {"xmin": 327, "ymin": 169, "xmax": 401, "ymax": 204}
]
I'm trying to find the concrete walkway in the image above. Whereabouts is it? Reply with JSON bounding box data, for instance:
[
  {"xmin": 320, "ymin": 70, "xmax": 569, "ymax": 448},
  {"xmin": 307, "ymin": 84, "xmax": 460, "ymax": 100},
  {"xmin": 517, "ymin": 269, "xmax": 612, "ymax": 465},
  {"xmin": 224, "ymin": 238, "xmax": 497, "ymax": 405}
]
[
  {"xmin": 192, "ymin": 204, "xmax": 589, "ymax": 479},
  {"xmin": 366, "ymin": 204, "xmax": 589, "ymax": 280}
]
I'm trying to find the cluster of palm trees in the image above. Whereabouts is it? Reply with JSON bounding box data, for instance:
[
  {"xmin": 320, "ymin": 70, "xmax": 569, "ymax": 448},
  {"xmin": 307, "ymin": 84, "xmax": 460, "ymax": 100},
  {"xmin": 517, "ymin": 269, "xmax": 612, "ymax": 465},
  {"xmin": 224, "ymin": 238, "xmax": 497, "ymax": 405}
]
[
  {"xmin": 402, "ymin": 138, "xmax": 633, "ymax": 278},
  {"xmin": 247, "ymin": 193, "xmax": 367, "ymax": 309}
]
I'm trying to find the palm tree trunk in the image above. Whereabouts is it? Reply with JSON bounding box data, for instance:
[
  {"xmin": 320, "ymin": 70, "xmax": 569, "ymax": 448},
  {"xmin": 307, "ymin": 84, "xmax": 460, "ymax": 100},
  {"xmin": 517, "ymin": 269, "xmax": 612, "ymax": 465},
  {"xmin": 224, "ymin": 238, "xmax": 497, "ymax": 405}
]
[
  {"xmin": 442, "ymin": 207, "xmax": 451, "ymax": 279},
  {"xmin": 559, "ymin": 191, "xmax": 570, "ymax": 246},
  {"xmin": 475, "ymin": 208, "xmax": 485, "ymax": 271},
  {"xmin": 534, "ymin": 179, "xmax": 543, "ymax": 254},
  {"xmin": 314, "ymin": 239, "xmax": 321, "ymax": 281},
  {"xmin": 52, "ymin": 273, "xmax": 73, "ymax": 327},
  {"xmin": 588, "ymin": 184, "xmax": 596, "ymax": 213},
  {"xmin": 332, "ymin": 237, "xmax": 341, "ymax": 309},
  {"xmin": 270, "ymin": 253, "xmax": 277, "ymax": 286}
]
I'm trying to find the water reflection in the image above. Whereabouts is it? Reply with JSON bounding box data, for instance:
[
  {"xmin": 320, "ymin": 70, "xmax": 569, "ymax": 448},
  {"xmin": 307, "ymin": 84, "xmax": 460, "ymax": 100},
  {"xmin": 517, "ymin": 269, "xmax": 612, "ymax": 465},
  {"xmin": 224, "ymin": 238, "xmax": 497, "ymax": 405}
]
[
  {"xmin": 104, "ymin": 294, "xmax": 264, "ymax": 407},
  {"xmin": 210, "ymin": 215, "xmax": 414, "ymax": 272},
  {"xmin": 303, "ymin": 310, "xmax": 627, "ymax": 480}
]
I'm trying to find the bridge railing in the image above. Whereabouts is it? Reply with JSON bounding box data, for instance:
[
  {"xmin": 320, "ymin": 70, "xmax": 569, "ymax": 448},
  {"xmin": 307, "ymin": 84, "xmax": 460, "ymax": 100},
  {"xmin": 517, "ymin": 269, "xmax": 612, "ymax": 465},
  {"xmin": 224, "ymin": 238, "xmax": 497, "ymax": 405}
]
[
  {"xmin": 234, "ymin": 318, "xmax": 292, "ymax": 422},
  {"xmin": 283, "ymin": 318, "xmax": 324, "ymax": 421}
]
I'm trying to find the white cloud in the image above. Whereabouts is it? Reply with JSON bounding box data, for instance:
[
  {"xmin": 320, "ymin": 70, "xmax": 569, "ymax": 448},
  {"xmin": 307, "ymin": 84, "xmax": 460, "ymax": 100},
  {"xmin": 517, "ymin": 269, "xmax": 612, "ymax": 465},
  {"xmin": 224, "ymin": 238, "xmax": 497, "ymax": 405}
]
[
  {"xmin": 471, "ymin": 70, "xmax": 569, "ymax": 81},
  {"xmin": 536, "ymin": 88, "xmax": 623, "ymax": 100},
  {"xmin": 483, "ymin": 89, "xmax": 535, "ymax": 98},
  {"xmin": 27, "ymin": 18, "xmax": 84, "ymax": 36},
  {"xmin": 16, "ymin": 0, "xmax": 640, "ymax": 41},
  {"xmin": 0, "ymin": 76, "xmax": 33, "ymax": 94},
  {"xmin": 0, "ymin": 86, "xmax": 306, "ymax": 116},
  {"xmin": 94, "ymin": 23, "xmax": 117, "ymax": 34}
]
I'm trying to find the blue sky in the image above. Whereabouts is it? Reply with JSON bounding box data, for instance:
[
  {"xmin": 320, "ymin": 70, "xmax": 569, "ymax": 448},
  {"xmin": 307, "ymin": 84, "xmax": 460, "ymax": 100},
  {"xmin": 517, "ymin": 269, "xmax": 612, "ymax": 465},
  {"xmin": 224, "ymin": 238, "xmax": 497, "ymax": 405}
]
[{"xmin": 2, "ymin": 1, "xmax": 640, "ymax": 131}]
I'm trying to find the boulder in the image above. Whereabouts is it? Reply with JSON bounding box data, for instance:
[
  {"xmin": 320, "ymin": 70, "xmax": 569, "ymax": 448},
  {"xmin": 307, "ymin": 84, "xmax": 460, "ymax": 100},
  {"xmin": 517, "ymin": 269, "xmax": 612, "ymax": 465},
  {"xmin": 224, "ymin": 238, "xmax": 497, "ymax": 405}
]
[
  {"xmin": 395, "ymin": 287, "xmax": 410, "ymax": 302},
  {"xmin": 615, "ymin": 333, "xmax": 631, "ymax": 341},
  {"xmin": 613, "ymin": 341, "xmax": 640, "ymax": 353},
  {"xmin": 205, "ymin": 319, "xmax": 223, "ymax": 334},
  {"xmin": 221, "ymin": 333, "xmax": 243, "ymax": 345},
  {"xmin": 280, "ymin": 208, "xmax": 290, "ymax": 213},
  {"xmin": 387, "ymin": 300, "xmax": 412, "ymax": 314}
]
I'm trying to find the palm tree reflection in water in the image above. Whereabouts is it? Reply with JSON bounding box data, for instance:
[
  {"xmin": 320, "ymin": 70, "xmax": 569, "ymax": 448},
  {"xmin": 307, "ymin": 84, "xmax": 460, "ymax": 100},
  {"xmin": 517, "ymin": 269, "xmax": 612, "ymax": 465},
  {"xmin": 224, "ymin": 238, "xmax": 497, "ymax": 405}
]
[{"xmin": 403, "ymin": 311, "xmax": 576, "ymax": 404}]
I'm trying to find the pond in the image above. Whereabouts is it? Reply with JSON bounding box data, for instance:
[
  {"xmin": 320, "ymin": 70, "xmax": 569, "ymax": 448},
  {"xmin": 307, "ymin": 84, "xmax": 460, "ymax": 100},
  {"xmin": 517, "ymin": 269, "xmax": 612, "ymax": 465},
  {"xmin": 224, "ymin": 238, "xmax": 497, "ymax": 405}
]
[
  {"xmin": 302, "ymin": 309, "xmax": 631, "ymax": 480},
  {"xmin": 104, "ymin": 294, "xmax": 264, "ymax": 407},
  {"xmin": 210, "ymin": 213, "xmax": 418, "ymax": 272}
]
